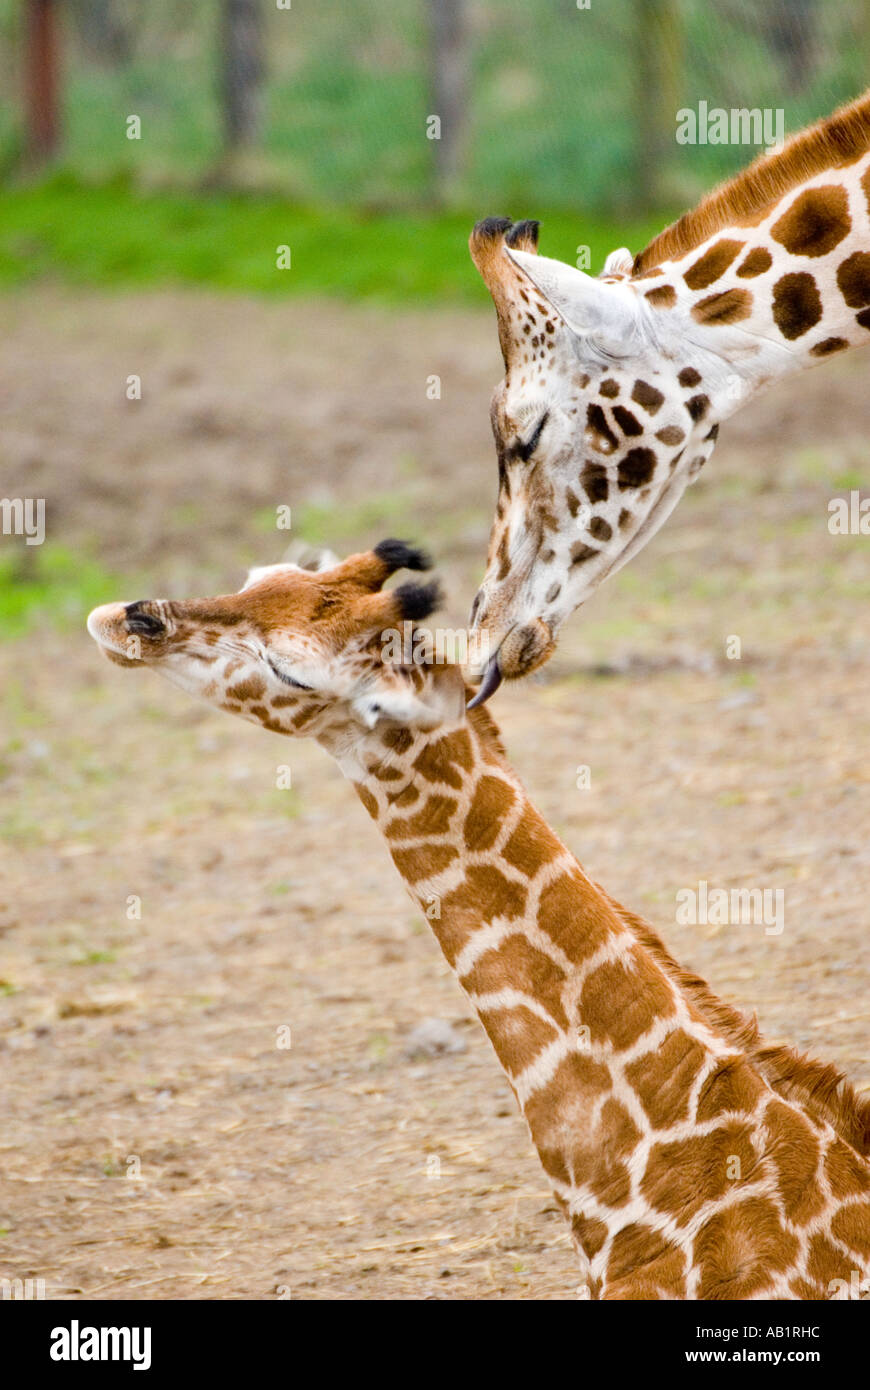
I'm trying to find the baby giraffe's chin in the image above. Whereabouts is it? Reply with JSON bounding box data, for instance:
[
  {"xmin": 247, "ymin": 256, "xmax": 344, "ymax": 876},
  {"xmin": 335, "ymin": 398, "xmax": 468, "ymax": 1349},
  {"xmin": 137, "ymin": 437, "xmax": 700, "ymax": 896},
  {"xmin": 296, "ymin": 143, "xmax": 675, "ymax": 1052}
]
[{"xmin": 97, "ymin": 645, "xmax": 145, "ymax": 669}]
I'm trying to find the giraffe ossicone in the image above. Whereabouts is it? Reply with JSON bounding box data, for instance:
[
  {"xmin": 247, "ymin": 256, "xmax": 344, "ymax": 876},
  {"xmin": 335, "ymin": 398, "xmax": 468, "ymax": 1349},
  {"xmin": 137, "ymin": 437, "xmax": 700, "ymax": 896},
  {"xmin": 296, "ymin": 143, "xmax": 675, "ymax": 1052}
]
[
  {"xmin": 467, "ymin": 90, "xmax": 870, "ymax": 692},
  {"xmin": 87, "ymin": 540, "xmax": 870, "ymax": 1299}
]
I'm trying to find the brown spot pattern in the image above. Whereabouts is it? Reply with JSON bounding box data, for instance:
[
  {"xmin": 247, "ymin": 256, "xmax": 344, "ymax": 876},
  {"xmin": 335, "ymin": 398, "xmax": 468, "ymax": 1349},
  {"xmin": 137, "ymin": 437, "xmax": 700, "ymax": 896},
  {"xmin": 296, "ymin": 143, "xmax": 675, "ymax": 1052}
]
[
  {"xmin": 580, "ymin": 460, "xmax": 609, "ymax": 503},
  {"xmin": 580, "ymin": 949, "xmax": 675, "ymax": 1049},
  {"xmin": 462, "ymin": 933, "xmax": 569, "ymax": 1030},
  {"xmin": 586, "ymin": 402, "xmax": 619, "ymax": 453},
  {"xmin": 691, "ymin": 288, "xmax": 753, "ymax": 326},
  {"xmin": 463, "ymin": 775, "xmax": 512, "ymax": 851},
  {"xmin": 645, "ymin": 285, "xmax": 676, "ymax": 308},
  {"xmin": 695, "ymin": 1057, "xmax": 765, "ymax": 1121},
  {"xmin": 736, "ymin": 246, "xmax": 773, "ymax": 278},
  {"xmin": 478, "ymin": 1003, "xmax": 560, "ymax": 1077},
  {"xmin": 694, "ymin": 1198, "xmax": 799, "ymax": 1299},
  {"xmin": 612, "ymin": 406, "xmax": 643, "ymax": 436},
  {"xmin": 572, "ymin": 1214, "xmax": 608, "ymax": 1259},
  {"xmin": 617, "ymin": 447, "xmax": 656, "ymax": 490},
  {"xmin": 642, "ymin": 1123, "xmax": 758, "ymax": 1225},
  {"xmin": 837, "ymin": 250, "xmax": 870, "ymax": 308},
  {"xmin": 625, "ymin": 1029, "xmax": 707, "ymax": 1126},
  {"xmin": 631, "ymin": 379, "xmax": 664, "ymax": 414},
  {"xmin": 655, "ymin": 425, "xmax": 685, "ymax": 446},
  {"xmin": 389, "ymin": 843, "xmax": 457, "ymax": 885},
  {"xmin": 589, "ymin": 516, "xmax": 613, "ymax": 543},
  {"xmin": 226, "ymin": 676, "xmax": 266, "ymax": 702},
  {"xmin": 770, "ymin": 184, "xmax": 850, "ymax": 257},
  {"xmin": 683, "ymin": 238, "xmax": 744, "ymax": 289},
  {"xmin": 772, "ymin": 271, "xmax": 822, "ymax": 339},
  {"xmin": 810, "ymin": 336, "xmax": 849, "ymax": 357},
  {"xmin": 413, "ymin": 729, "xmax": 473, "ymax": 788},
  {"xmin": 501, "ymin": 806, "xmax": 563, "ymax": 877},
  {"xmin": 536, "ymin": 870, "xmax": 612, "ymax": 964},
  {"xmin": 387, "ymin": 794, "xmax": 457, "ymax": 841}
]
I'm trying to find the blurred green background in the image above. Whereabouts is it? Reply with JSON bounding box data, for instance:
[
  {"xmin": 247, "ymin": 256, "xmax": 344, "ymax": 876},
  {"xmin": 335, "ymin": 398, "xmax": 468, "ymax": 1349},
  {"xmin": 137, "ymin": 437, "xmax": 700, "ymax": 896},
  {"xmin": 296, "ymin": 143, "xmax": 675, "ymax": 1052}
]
[{"xmin": 0, "ymin": 0, "xmax": 867, "ymax": 302}]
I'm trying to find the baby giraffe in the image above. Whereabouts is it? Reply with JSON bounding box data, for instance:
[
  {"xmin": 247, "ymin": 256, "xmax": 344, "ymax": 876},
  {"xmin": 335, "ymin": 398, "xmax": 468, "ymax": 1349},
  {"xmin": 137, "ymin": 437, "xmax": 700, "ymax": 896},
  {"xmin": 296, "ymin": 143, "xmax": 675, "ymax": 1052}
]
[{"xmin": 87, "ymin": 540, "xmax": 870, "ymax": 1300}]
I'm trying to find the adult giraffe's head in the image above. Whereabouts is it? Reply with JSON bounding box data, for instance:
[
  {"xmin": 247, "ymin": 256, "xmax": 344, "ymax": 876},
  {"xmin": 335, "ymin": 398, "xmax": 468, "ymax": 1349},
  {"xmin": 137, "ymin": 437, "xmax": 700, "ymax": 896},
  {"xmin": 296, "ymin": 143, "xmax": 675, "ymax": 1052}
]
[
  {"xmin": 468, "ymin": 92, "xmax": 870, "ymax": 699},
  {"xmin": 466, "ymin": 217, "xmax": 728, "ymax": 699},
  {"xmin": 86, "ymin": 541, "xmax": 466, "ymax": 759}
]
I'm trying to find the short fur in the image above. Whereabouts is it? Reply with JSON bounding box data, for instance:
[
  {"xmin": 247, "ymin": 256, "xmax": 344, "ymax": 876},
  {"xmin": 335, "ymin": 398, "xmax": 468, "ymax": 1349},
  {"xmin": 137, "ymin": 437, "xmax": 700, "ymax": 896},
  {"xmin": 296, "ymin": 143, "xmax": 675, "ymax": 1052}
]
[
  {"xmin": 605, "ymin": 891, "xmax": 870, "ymax": 1155},
  {"xmin": 635, "ymin": 90, "xmax": 870, "ymax": 274}
]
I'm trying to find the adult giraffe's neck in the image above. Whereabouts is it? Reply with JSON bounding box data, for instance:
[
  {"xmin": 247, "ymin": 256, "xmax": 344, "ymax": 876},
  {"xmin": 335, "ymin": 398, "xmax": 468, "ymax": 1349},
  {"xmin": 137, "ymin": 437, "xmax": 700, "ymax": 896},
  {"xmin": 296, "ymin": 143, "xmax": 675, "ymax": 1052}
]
[
  {"xmin": 639, "ymin": 150, "xmax": 870, "ymax": 419},
  {"xmin": 332, "ymin": 706, "xmax": 687, "ymax": 1247}
]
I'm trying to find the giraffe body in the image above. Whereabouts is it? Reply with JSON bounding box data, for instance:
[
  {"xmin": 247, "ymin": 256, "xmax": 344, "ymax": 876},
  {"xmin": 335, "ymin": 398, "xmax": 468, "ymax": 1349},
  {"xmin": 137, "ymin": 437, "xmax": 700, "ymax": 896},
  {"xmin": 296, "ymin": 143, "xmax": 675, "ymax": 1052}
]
[
  {"xmin": 87, "ymin": 543, "xmax": 870, "ymax": 1299},
  {"xmin": 466, "ymin": 93, "xmax": 870, "ymax": 689}
]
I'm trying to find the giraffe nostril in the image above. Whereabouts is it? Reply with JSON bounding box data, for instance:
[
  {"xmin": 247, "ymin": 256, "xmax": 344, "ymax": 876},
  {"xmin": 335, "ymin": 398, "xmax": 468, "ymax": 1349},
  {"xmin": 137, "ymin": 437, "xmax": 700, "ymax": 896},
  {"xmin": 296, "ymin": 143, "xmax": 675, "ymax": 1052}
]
[{"xmin": 469, "ymin": 591, "xmax": 485, "ymax": 627}]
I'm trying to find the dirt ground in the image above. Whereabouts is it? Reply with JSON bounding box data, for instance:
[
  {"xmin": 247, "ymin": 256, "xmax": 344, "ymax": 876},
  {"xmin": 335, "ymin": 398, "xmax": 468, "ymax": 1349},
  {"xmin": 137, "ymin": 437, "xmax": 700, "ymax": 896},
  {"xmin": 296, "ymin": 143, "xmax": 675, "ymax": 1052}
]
[{"xmin": 1, "ymin": 287, "xmax": 868, "ymax": 1300}]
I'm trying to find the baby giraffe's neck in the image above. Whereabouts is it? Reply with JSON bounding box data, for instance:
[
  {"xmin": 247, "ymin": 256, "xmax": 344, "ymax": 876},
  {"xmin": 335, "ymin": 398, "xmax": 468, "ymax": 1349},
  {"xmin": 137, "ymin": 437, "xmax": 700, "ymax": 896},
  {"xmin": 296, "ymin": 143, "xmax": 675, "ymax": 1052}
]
[
  {"xmin": 317, "ymin": 703, "xmax": 868, "ymax": 1298},
  {"xmin": 324, "ymin": 708, "xmax": 742, "ymax": 1296}
]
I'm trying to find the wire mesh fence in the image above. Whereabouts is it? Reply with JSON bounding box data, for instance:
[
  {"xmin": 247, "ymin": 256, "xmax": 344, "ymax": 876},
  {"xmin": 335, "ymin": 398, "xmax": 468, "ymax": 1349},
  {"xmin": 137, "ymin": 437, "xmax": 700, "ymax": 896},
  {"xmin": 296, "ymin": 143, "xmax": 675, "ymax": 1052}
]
[{"xmin": 0, "ymin": 0, "xmax": 867, "ymax": 212}]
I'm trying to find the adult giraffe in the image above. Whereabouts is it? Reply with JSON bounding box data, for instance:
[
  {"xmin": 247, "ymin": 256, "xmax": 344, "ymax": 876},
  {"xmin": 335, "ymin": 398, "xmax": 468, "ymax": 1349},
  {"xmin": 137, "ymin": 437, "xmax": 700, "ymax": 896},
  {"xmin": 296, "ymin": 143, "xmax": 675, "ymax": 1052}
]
[
  {"xmin": 466, "ymin": 91, "xmax": 870, "ymax": 701},
  {"xmin": 87, "ymin": 542, "xmax": 870, "ymax": 1298}
]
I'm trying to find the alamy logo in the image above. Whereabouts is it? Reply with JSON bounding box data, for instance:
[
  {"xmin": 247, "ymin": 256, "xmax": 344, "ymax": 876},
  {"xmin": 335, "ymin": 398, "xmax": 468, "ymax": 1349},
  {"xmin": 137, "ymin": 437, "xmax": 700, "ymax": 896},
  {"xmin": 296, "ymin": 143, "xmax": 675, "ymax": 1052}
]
[
  {"xmin": 828, "ymin": 1271, "xmax": 870, "ymax": 1300},
  {"xmin": 1, "ymin": 1276, "xmax": 45, "ymax": 1299},
  {"xmin": 381, "ymin": 621, "xmax": 491, "ymax": 669},
  {"xmin": 0, "ymin": 497, "xmax": 45, "ymax": 546},
  {"xmin": 49, "ymin": 1320, "xmax": 151, "ymax": 1371},
  {"xmin": 676, "ymin": 880, "xmax": 784, "ymax": 936},
  {"xmin": 676, "ymin": 102, "xmax": 784, "ymax": 151},
  {"xmin": 828, "ymin": 490, "xmax": 870, "ymax": 535}
]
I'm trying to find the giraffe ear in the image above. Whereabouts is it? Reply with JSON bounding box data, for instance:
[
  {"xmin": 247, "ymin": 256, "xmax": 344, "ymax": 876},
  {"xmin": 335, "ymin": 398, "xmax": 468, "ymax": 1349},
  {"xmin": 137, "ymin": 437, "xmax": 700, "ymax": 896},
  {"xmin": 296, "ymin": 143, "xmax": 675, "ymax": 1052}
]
[
  {"xmin": 601, "ymin": 246, "xmax": 634, "ymax": 278},
  {"xmin": 505, "ymin": 246, "xmax": 640, "ymax": 347},
  {"xmin": 241, "ymin": 545, "xmax": 340, "ymax": 591},
  {"xmin": 287, "ymin": 544, "xmax": 341, "ymax": 574},
  {"xmin": 351, "ymin": 664, "xmax": 466, "ymax": 732},
  {"xmin": 241, "ymin": 562, "xmax": 302, "ymax": 591}
]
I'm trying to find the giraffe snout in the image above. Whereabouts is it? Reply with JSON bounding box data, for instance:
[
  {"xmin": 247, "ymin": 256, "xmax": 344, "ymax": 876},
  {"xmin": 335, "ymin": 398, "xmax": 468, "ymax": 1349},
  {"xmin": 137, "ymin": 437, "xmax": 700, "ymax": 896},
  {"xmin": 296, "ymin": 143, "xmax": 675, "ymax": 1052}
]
[
  {"xmin": 497, "ymin": 620, "xmax": 555, "ymax": 680},
  {"xmin": 87, "ymin": 600, "xmax": 162, "ymax": 666}
]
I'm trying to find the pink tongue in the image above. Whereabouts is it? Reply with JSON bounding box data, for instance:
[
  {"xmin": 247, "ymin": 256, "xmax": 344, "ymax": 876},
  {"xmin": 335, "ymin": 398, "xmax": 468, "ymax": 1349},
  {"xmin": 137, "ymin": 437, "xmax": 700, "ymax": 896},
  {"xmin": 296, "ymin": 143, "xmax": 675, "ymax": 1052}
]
[{"xmin": 467, "ymin": 656, "xmax": 503, "ymax": 709}]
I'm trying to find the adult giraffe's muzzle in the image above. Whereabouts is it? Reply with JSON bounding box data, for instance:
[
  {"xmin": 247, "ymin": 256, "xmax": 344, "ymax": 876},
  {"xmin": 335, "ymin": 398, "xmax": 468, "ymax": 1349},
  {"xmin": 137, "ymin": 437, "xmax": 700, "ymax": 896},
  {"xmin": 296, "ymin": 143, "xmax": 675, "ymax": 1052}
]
[{"xmin": 466, "ymin": 618, "xmax": 555, "ymax": 708}]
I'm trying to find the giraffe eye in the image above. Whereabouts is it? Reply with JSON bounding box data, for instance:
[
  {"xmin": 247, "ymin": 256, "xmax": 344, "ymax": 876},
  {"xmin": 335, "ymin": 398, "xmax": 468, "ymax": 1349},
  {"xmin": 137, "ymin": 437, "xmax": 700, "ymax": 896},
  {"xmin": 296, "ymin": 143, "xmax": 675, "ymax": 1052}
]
[
  {"xmin": 515, "ymin": 411, "xmax": 549, "ymax": 462},
  {"xmin": 268, "ymin": 658, "xmax": 313, "ymax": 691}
]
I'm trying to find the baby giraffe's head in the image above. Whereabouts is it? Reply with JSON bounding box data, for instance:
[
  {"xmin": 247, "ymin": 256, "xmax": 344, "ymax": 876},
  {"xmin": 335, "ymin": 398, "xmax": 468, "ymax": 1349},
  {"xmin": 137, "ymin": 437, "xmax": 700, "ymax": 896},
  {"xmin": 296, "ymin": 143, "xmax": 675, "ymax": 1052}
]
[{"xmin": 86, "ymin": 540, "xmax": 467, "ymax": 759}]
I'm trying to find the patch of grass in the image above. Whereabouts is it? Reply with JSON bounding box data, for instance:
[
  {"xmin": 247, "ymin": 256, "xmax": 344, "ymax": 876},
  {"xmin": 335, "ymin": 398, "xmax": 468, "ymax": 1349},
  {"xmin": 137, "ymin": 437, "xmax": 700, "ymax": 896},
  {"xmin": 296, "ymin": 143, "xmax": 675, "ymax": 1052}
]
[
  {"xmin": 792, "ymin": 448, "xmax": 833, "ymax": 483},
  {"xmin": 292, "ymin": 492, "xmax": 415, "ymax": 544},
  {"xmin": 0, "ymin": 544, "xmax": 133, "ymax": 639},
  {"xmin": 3, "ymin": 678, "xmax": 48, "ymax": 729},
  {"xmin": 73, "ymin": 950, "xmax": 117, "ymax": 967},
  {"xmin": 0, "ymin": 179, "xmax": 669, "ymax": 306},
  {"xmin": 717, "ymin": 791, "xmax": 747, "ymax": 807},
  {"xmin": 269, "ymin": 789, "xmax": 302, "ymax": 819},
  {"xmin": 0, "ymin": 810, "xmax": 44, "ymax": 845},
  {"xmin": 832, "ymin": 469, "xmax": 866, "ymax": 490},
  {"xmin": 367, "ymin": 1031, "xmax": 391, "ymax": 1062}
]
